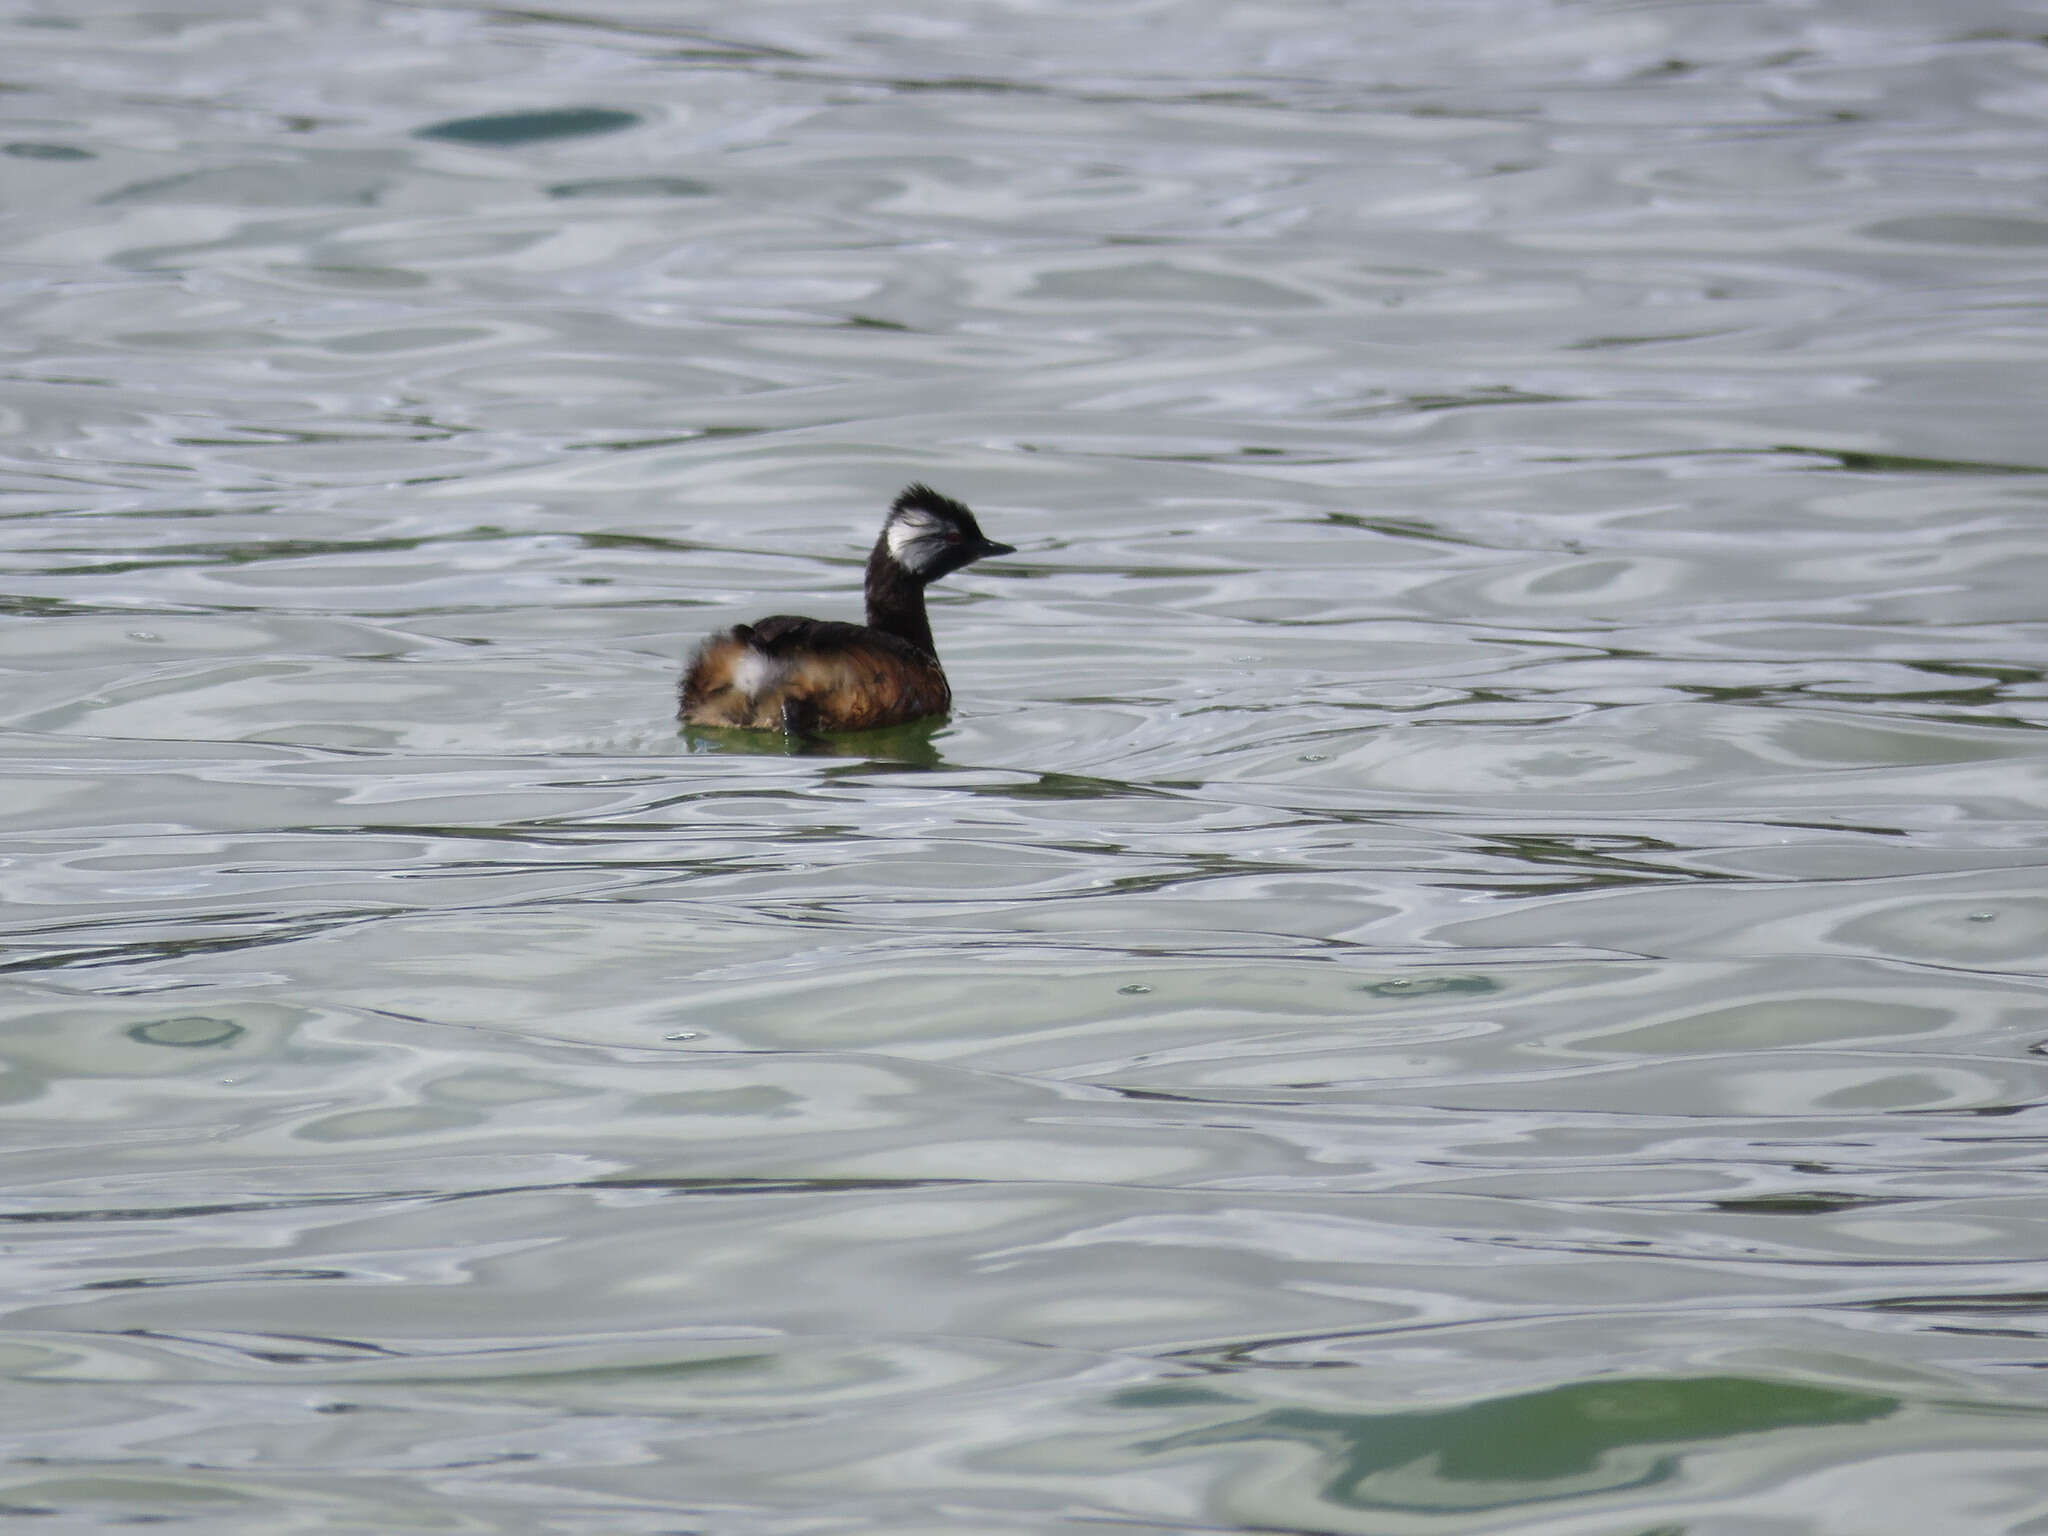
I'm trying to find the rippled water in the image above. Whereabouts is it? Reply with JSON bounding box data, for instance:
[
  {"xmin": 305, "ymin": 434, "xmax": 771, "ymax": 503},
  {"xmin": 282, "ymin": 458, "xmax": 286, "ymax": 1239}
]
[{"xmin": 6, "ymin": 1, "xmax": 2048, "ymax": 1530}]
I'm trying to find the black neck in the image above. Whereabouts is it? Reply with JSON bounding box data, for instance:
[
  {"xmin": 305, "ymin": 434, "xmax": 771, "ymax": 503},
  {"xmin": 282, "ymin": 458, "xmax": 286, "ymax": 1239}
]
[{"xmin": 865, "ymin": 545, "xmax": 936, "ymax": 659}]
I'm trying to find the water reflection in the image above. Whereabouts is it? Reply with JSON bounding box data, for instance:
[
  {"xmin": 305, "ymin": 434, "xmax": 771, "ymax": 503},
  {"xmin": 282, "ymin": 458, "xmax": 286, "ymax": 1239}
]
[
  {"xmin": 683, "ymin": 718, "xmax": 948, "ymax": 763},
  {"xmin": 4, "ymin": 0, "xmax": 2048, "ymax": 1531}
]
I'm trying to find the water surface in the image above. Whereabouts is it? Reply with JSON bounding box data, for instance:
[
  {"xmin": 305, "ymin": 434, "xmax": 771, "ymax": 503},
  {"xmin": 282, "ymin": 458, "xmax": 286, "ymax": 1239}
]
[{"xmin": 4, "ymin": 1, "xmax": 2048, "ymax": 1531}]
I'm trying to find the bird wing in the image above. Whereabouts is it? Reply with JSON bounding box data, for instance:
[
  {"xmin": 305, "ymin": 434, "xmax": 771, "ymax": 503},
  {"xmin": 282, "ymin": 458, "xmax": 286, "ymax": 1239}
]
[{"xmin": 683, "ymin": 619, "xmax": 949, "ymax": 731}]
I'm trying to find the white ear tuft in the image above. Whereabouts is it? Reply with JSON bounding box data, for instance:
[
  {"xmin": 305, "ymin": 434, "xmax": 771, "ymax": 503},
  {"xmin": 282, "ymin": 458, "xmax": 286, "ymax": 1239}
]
[{"xmin": 886, "ymin": 508, "xmax": 942, "ymax": 567}]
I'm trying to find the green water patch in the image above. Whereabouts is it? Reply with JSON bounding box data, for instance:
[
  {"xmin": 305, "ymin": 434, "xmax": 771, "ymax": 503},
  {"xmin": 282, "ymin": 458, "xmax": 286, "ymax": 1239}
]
[{"xmin": 1124, "ymin": 1374, "xmax": 1897, "ymax": 1513}]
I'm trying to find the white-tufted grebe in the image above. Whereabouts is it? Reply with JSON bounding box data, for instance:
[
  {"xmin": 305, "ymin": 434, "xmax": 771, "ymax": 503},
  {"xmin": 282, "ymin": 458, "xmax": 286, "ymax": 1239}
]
[{"xmin": 679, "ymin": 484, "xmax": 1015, "ymax": 734}]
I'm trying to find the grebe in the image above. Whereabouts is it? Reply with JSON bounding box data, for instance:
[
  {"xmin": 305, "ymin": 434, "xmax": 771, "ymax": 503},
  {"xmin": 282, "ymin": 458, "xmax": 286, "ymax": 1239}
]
[{"xmin": 680, "ymin": 484, "xmax": 1014, "ymax": 734}]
